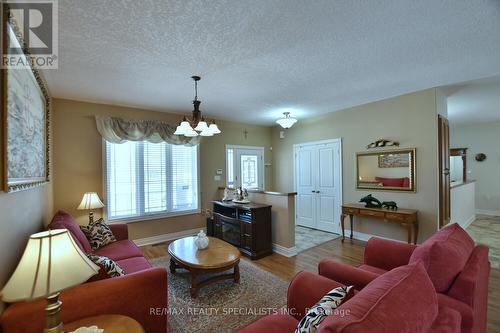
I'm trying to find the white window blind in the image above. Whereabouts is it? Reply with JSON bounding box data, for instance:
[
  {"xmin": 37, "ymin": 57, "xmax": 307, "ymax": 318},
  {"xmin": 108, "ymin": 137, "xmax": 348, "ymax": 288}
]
[{"xmin": 105, "ymin": 140, "xmax": 199, "ymax": 220}]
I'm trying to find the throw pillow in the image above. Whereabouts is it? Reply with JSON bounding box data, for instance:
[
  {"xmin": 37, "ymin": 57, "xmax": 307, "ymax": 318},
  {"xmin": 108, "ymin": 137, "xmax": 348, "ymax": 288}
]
[
  {"xmin": 86, "ymin": 254, "xmax": 125, "ymax": 278},
  {"xmin": 80, "ymin": 218, "xmax": 117, "ymax": 251},
  {"xmin": 295, "ymin": 285, "xmax": 353, "ymax": 333}
]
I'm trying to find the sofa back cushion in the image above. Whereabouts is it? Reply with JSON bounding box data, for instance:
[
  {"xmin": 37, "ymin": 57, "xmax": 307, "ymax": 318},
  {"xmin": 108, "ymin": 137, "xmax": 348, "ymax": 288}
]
[
  {"xmin": 48, "ymin": 210, "xmax": 92, "ymax": 253},
  {"xmin": 375, "ymin": 176, "xmax": 410, "ymax": 188},
  {"xmin": 409, "ymin": 223, "xmax": 475, "ymax": 292},
  {"xmin": 318, "ymin": 262, "xmax": 438, "ymax": 333}
]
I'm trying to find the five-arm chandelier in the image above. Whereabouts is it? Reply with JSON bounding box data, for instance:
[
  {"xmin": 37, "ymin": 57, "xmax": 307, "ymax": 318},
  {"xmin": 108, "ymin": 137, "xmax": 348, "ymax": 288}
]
[{"xmin": 174, "ymin": 76, "xmax": 221, "ymax": 137}]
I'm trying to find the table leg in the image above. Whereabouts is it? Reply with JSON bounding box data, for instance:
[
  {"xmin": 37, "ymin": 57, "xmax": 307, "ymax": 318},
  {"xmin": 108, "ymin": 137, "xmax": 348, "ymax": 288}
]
[
  {"xmin": 190, "ymin": 273, "xmax": 198, "ymax": 298},
  {"xmin": 169, "ymin": 258, "xmax": 177, "ymax": 274},
  {"xmin": 404, "ymin": 224, "xmax": 412, "ymax": 244},
  {"xmin": 413, "ymin": 223, "xmax": 419, "ymax": 244},
  {"xmin": 349, "ymin": 214, "xmax": 354, "ymax": 240},
  {"xmin": 340, "ymin": 214, "xmax": 346, "ymax": 242},
  {"xmin": 234, "ymin": 263, "xmax": 240, "ymax": 283}
]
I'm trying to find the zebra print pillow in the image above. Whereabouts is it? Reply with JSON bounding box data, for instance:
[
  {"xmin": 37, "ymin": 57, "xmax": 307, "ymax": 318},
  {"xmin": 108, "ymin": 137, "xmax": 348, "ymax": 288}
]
[
  {"xmin": 295, "ymin": 285, "xmax": 353, "ymax": 333},
  {"xmin": 80, "ymin": 218, "xmax": 116, "ymax": 250},
  {"xmin": 86, "ymin": 254, "xmax": 125, "ymax": 278}
]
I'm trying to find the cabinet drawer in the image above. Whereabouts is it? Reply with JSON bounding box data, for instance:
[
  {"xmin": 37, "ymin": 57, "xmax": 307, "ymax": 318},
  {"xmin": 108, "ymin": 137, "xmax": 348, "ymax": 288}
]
[
  {"xmin": 213, "ymin": 212, "xmax": 239, "ymax": 225},
  {"xmin": 359, "ymin": 209, "xmax": 385, "ymax": 218},
  {"xmin": 386, "ymin": 213, "xmax": 415, "ymax": 223},
  {"xmin": 343, "ymin": 207, "xmax": 359, "ymax": 215}
]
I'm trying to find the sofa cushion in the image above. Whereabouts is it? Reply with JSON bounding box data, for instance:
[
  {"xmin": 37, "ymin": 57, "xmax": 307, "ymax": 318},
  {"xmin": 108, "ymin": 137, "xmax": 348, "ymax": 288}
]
[
  {"xmin": 428, "ymin": 306, "xmax": 462, "ymax": 333},
  {"xmin": 236, "ymin": 314, "xmax": 299, "ymax": 333},
  {"xmin": 357, "ymin": 264, "xmax": 387, "ymax": 276},
  {"xmin": 318, "ymin": 262, "xmax": 438, "ymax": 333},
  {"xmin": 94, "ymin": 239, "xmax": 144, "ymax": 261},
  {"xmin": 48, "ymin": 210, "xmax": 92, "ymax": 253},
  {"xmin": 117, "ymin": 257, "xmax": 153, "ymax": 274},
  {"xmin": 80, "ymin": 218, "xmax": 117, "ymax": 251},
  {"xmin": 409, "ymin": 223, "xmax": 475, "ymax": 292}
]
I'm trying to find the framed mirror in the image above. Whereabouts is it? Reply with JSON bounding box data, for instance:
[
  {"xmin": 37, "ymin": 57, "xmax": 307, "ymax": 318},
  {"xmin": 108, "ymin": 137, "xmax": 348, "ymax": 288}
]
[{"xmin": 356, "ymin": 148, "xmax": 416, "ymax": 192}]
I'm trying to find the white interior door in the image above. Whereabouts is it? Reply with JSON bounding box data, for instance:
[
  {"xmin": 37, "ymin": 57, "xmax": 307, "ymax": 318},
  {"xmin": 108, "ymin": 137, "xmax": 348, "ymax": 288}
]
[
  {"xmin": 295, "ymin": 146, "xmax": 316, "ymax": 228},
  {"xmin": 295, "ymin": 139, "xmax": 342, "ymax": 233}
]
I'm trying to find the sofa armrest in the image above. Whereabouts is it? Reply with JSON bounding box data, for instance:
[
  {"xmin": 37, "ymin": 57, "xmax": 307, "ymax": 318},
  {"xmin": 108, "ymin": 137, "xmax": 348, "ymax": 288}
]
[
  {"xmin": 318, "ymin": 259, "xmax": 379, "ymax": 290},
  {"xmin": 364, "ymin": 237, "xmax": 416, "ymax": 271},
  {"xmin": 108, "ymin": 223, "xmax": 128, "ymax": 240},
  {"xmin": 437, "ymin": 294, "xmax": 473, "ymax": 333},
  {"xmin": 0, "ymin": 268, "xmax": 167, "ymax": 333},
  {"xmin": 287, "ymin": 271, "xmax": 344, "ymax": 321}
]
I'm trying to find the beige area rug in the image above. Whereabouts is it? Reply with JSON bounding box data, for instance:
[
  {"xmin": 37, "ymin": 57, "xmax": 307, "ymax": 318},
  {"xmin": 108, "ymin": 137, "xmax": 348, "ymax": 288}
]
[{"xmin": 150, "ymin": 256, "xmax": 288, "ymax": 333}]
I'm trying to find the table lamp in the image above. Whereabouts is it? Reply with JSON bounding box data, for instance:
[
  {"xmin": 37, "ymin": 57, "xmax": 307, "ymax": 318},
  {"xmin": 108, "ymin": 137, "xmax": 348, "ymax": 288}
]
[
  {"xmin": 1, "ymin": 229, "xmax": 99, "ymax": 333},
  {"xmin": 77, "ymin": 192, "xmax": 105, "ymax": 224}
]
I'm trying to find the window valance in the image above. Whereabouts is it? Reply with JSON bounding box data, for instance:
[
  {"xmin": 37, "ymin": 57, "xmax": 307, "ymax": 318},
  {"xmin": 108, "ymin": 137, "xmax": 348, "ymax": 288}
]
[{"xmin": 95, "ymin": 116, "xmax": 200, "ymax": 146}]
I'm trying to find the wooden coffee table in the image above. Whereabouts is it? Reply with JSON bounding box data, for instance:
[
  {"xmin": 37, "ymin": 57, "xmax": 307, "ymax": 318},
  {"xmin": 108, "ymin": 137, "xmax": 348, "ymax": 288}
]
[
  {"xmin": 168, "ymin": 236, "xmax": 241, "ymax": 297},
  {"xmin": 64, "ymin": 315, "xmax": 144, "ymax": 333}
]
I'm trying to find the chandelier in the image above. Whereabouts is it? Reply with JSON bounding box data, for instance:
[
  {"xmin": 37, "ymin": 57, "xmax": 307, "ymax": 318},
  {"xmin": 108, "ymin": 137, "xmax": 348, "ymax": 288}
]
[
  {"xmin": 276, "ymin": 112, "xmax": 298, "ymax": 129},
  {"xmin": 174, "ymin": 76, "xmax": 221, "ymax": 137}
]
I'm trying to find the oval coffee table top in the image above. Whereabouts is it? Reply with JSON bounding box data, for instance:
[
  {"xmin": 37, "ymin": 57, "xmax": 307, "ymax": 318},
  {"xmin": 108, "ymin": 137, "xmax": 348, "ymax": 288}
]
[{"xmin": 168, "ymin": 236, "xmax": 240, "ymax": 269}]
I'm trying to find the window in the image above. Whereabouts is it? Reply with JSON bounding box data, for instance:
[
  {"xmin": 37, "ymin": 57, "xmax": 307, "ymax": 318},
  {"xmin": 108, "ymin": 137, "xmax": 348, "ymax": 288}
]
[
  {"xmin": 105, "ymin": 140, "xmax": 199, "ymax": 220},
  {"xmin": 226, "ymin": 145, "xmax": 264, "ymax": 189}
]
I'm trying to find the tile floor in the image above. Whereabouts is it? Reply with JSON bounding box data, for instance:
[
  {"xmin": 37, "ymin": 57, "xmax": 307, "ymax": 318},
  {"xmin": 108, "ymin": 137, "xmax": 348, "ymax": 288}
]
[
  {"xmin": 466, "ymin": 215, "xmax": 500, "ymax": 268},
  {"xmin": 295, "ymin": 225, "xmax": 340, "ymax": 253}
]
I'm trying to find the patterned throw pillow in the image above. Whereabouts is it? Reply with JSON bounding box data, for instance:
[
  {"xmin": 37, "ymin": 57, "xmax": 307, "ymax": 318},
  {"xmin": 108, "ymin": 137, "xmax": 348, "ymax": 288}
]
[
  {"xmin": 295, "ymin": 285, "xmax": 353, "ymax": 333},
  {"xmin": 86, "ymin": 254, "xmax": 125, "ymax": 278},
  {"xmin": 80, "ymin": 218, "xmax": 116, "ymax": 250}
]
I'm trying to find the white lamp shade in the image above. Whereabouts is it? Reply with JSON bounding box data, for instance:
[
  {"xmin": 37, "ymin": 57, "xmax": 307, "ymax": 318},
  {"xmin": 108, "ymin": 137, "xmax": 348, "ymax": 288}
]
[
  {"xmin": 184, "ymin": 128, "xmax": 199, "ymax": 137},
  {"xmin": 1, "ymin": 229, "xmax": 99, "ymax": 302},
  {"xmin": 77, "ymin": 192, "xmax": 104, "ymax": 210},
  {"xmin": 194, "ymin": 121, "xmax": 208, "ymax": 132},
  {"xmin": 199, "ymin": 129, "xmax": 214, "ymax": 136},
  {"xmin": 208, "ymin": 123, "xmax": 221, "ymax": 134},
  {"xmin": 276, "ymin": 116, "xmax": 298, "ymax": 129},
  {"xmin": 173, "ymin": 125, "xmax": 186, "ymax": 135}
]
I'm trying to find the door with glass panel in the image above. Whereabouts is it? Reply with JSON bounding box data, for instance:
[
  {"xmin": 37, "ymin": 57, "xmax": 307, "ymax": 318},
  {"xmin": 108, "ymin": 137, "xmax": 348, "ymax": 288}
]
[
  {"xmin": 226, "ymin": 145, "xmax": 264, "ymax": 189},
  {"xmin": 294, "ymin": 139, "xmax": 342, "ymax": 233}
]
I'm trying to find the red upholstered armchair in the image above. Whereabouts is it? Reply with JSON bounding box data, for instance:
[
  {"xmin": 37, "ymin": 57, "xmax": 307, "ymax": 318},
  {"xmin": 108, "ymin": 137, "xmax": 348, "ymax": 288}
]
[{"xmin": 319, "ymin": 224, "xmax": 490, "ymax": 333}]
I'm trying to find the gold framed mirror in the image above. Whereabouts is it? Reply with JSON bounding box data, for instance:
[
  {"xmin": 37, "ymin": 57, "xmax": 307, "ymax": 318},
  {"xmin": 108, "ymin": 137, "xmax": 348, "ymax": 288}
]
[{"xmin": 356, "ymin": 148, "xmax": 416, "ymax": 192}]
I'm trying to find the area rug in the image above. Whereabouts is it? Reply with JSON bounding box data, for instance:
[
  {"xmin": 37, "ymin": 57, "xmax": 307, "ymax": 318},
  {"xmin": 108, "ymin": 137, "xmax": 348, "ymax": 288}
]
[{"xmin": 150, "ymin": 256, "xmax": 288, "ymax": 333}]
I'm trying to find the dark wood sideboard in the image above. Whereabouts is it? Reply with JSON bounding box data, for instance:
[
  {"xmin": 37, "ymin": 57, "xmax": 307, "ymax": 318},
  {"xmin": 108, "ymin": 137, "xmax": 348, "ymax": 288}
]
[
  {"xmin": 341, "ymin": 203, "xmax": 418, "ymax": 244},
  {"xmin": 209, "ymin": 200, "xmax": 272, "ymax": 259}
]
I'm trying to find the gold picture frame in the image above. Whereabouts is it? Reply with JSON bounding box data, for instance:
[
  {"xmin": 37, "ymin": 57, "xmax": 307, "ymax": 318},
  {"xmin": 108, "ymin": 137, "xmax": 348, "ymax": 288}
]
[{"xmin": 1, "ymin": 9, "xmax": 51, "ymax": 192}]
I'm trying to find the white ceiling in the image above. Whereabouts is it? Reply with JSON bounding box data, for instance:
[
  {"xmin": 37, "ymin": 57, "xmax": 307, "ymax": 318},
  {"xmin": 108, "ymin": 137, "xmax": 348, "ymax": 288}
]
[
  {"xmin": 447, "ymin": 77, "xmax": 500, "ymax": 125},
  {"xmin": 44, "ymin": 0, "xmax": 500, "ymax": 125}
]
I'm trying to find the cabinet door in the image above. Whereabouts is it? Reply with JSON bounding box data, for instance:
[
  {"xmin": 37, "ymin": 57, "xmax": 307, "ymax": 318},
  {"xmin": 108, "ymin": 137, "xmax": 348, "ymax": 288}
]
[
  {"xmin": 213, "ymin": 215, "xmax": 223, "ymax": 239},
  {"xmin": 240, "ymin": 221, "xmax": 253, "ymax": 250}
]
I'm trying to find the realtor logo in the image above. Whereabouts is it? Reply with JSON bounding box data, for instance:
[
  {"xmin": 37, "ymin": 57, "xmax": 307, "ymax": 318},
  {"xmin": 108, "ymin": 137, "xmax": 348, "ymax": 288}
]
[{"xmin": 2, "ymin": 0, "xmax": 58, "ymax": 69}]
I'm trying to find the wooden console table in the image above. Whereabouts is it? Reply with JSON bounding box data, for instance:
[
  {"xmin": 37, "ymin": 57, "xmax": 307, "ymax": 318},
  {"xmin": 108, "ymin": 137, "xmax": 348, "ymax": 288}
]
[{"xmin": 341, "ymin": 204, "xmax": 418, "ymax": 244}]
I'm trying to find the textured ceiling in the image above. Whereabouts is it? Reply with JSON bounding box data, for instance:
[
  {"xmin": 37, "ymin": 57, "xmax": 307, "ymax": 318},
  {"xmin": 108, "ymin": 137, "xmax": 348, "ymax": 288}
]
[
  {"xmin": 43, "ymin": 0, "xmax": 500, "ymax": 125},
  {"xmin": 447, "ymin": 77, "xmax": 500, "ymax": 125}
]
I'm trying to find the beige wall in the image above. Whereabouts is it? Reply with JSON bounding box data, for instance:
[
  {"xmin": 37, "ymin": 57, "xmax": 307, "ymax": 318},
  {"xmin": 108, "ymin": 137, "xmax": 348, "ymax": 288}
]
[
  {"xmin": 272, "ymin": 89, "xmax": 441, "ymax": 242},
  {"xmin": 52, "ymin": 98, "xmax": 273, "ymax": 240},
  {"xmin": 451, "ymin": 121, "xmax": 500, "ymax": 214}
]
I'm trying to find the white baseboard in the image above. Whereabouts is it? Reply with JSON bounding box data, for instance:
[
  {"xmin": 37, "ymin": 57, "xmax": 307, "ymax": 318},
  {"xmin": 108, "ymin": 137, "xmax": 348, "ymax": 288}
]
[
  {"xmin": 476, "ymin": 209, "xmax": 500, "ymax": 217},
  {"xmin": 133, "ymin": 227, "xmax": 206, "ymax": 247},
  {"xmin": 459, "ymin": 215, "xmax": 476, "ymax": 229},
  {"xmin": 272, "ymin": 243, "xmax": 297, "ymax": 257}
]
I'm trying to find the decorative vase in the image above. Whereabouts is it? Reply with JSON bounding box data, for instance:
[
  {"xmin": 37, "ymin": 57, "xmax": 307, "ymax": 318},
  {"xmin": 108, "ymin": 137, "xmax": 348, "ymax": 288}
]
[{"xmin": 195, "ymin": 230, "xmax": 209, "ymax": 250}]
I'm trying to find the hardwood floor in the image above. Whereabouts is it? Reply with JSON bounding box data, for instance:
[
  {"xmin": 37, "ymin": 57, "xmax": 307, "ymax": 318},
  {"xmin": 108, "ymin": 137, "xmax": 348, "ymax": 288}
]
[{"xmin": 141, "ymin": 238, "xmax": 500, "ymax": 332}]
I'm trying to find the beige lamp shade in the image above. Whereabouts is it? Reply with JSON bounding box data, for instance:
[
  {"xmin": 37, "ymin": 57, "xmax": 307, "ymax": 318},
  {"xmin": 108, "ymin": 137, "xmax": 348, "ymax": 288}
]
[
  {"xmin": 77, "ymin": 192, "xmax": 105, "ymax": 210},
  {"xmin": 0, "ymin": 229, "xmax": 99, "ymax": 302}
]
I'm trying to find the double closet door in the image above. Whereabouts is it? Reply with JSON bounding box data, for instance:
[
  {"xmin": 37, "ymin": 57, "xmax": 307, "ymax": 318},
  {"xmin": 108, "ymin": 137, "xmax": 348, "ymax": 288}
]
[{"xmin": 294, "ymin": 139, "xmax": 342, "ymax": 233}]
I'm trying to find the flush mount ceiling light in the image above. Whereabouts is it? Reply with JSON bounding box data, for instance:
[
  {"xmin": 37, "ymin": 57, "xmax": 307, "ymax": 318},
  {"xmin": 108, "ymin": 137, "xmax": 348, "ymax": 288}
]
[
  {"xmin": 174, "ymin": 76, "xmax": 221, "ymax": 137},
  {"xmin": 276, "ymin": 112, "xmax": 298, "ymax": 129}
]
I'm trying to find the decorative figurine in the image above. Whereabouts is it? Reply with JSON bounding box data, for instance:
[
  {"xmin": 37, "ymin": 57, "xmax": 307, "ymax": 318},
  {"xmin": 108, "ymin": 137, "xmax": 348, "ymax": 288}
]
[
  {"xmin": 382, "ymin": 201, "xmax": 398, "ymax": 210},
  {"xmin": 366, "ymin": 139, "xmax": 400, "ymax": 149},
  {"xmin": 359, "ymin": 194, "xmax": 382, "ymax": 208},
  {"xmin": 195, "ymin": 230, "xmax": 209, "ymax": 250},
  {"xmin": 222, "ymin": 187, "xmax": 232, "ymax": 201}
]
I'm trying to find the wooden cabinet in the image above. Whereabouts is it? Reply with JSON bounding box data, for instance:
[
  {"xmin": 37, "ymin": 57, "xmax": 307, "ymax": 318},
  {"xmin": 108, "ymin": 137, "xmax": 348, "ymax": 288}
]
[{"xmin": 211, "ymin": 201, "xmax": 272, "ymax": 259}]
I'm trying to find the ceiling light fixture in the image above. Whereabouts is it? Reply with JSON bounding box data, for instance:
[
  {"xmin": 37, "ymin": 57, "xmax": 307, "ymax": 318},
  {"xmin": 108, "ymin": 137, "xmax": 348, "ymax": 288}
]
[
  {"xmin": 276, "ymin": 112, "xmax": 298, "ymax": 129},
  {"xmin": 174, "ymin": 76, "xmax": 221, "ymax": 137}
]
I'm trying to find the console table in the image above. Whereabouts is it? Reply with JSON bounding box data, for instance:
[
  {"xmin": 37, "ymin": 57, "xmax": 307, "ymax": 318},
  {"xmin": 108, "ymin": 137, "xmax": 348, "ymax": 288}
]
[
  {"xmin": 210, "ymin": 200, "xmax": 272, "ymax": 259},
  {"xmin": 341, "ymin": 204, "xmax": 418, "ymax": 244}
]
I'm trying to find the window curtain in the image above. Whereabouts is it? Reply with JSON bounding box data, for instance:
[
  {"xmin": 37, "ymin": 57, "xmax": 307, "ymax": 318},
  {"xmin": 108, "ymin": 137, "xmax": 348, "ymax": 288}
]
[{"xmin": 95, "ymin": 116, "xmax": 200, "ymax": 146}]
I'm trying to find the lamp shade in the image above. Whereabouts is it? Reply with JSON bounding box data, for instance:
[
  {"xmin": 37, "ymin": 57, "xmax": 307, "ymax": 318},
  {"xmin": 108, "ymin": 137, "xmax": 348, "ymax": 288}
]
[
  {"xmin": 1, "ymin": 229, "xmax": 99, "ymax": 302},
  {"xmin": 77, "ymin": 192, "xmax": 104, "ymax": 210},
  {"xmin": 276, "ymin": 112, "xmax": 298, "ymax": 129}
]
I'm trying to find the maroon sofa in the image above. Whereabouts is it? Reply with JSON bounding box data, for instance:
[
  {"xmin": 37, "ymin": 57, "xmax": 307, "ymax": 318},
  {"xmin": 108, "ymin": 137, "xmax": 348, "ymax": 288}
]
[
  {"xmin": 0, "ymin": 210, "xmax": 168, "ymax": 333},
  {"xmin": 319, "ymin": 223, "xmax": 490, "ymax": 333},
  {"xmin": 237, "ymin": 263, "xmax": 461, "ymax": 332}
]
